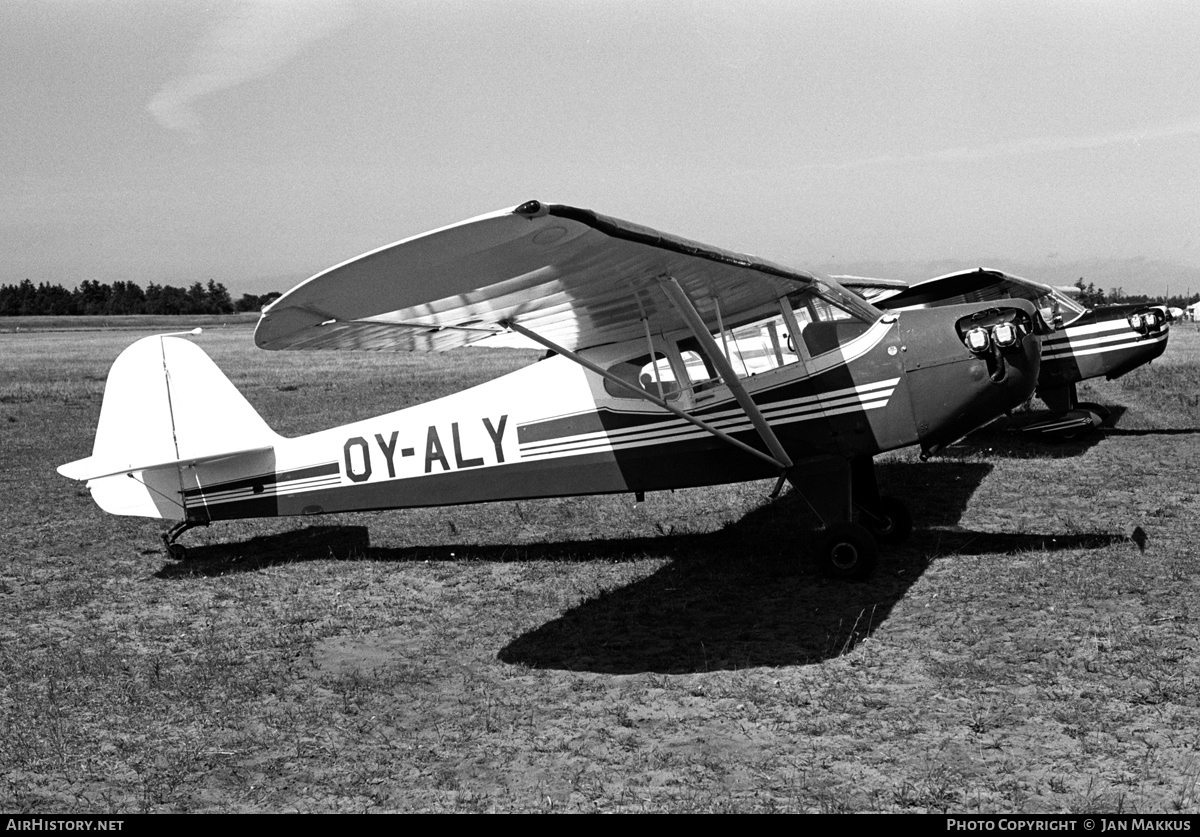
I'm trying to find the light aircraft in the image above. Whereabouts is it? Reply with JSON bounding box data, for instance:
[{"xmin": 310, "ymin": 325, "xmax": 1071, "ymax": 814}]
[
  {"xmin": 843, "ymin": 268, "xmax": 1171, "ymax": 439},
  {"xmin": 59, "ymin": 202, "xmax": 1043, "ymax": 579}
]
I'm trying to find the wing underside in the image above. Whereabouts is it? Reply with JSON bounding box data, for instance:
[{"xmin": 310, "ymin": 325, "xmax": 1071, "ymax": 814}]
[{"xmin": 255, "ymin": 202, "xmax": 819, "ymax": 354}]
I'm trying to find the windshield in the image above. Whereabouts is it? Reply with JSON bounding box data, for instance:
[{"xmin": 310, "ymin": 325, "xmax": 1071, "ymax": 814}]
[
  {"xmin": 1047, "ymin": 288, "xmax": 1086, "ymax": 324},
  {"xmin": 785, "ymin": 283, "xmax": 877, "ymax": 357},
  {"xmin": 812, "ymin": 275, "xmax": 885, "ymax": 323}
]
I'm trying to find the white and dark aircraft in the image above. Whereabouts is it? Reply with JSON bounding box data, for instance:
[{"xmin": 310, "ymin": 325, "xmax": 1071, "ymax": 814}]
[
  {"xmin": 842, "ymin": 268, "xmax": 1171, "ymax": 438},
  {"xmin": 59, "ymin": 202, "xmax": 1043, "ymax": 579}
]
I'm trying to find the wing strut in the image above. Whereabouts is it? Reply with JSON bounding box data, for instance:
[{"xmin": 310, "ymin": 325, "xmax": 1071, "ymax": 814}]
[
  {"xmin": 499, "ymin": 319, "xmax": 789, "ymax": 472},
  {"xmin": 655, "ymin": 275, "xmax": 795, "ymax": 473}
]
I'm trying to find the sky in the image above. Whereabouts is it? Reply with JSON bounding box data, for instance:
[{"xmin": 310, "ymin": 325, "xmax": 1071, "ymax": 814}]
[{"xmin": 3, "ymin": 0, "xmax": 1199, "ymax": 298}]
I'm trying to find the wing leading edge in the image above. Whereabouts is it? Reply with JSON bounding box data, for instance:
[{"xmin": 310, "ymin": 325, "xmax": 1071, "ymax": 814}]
[
  {"xmin": 255, "ymin": 201, "xmax": 825, "ymax": 354},
  {"xmin": 849, "ymin": 268, "xmax": 1055, "ymax": 309},
  {"xmin": 840, "ymin": 268, "xmax": 1088, "ymax": 330}
]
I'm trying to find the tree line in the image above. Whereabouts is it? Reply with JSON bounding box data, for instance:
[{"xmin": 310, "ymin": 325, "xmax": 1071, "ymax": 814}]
[
  {"xmin": 2, "ymin": 276, "xmax": 1191, "ymax": 318},
  {"xmin": 0, "ymin": 279, "xmax": 280, "ymax": 316},
  {"xmin": 1072, "ymin": 278, "xmax": 1196, "ymax": 310}
]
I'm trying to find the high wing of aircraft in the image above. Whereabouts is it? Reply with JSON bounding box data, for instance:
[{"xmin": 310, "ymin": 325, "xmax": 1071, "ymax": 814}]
[
  {"xmin": 841, "ymin": 268, "xmax": 1171, "ymax": 438},
  {"xmin": 59, "ymin": 202, "xmax": 1043, "ymax": 580}
]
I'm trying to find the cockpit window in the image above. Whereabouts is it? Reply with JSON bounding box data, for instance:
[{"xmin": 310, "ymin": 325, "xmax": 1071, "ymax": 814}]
[
  {"xmin": 811, "ymin": 276, "xmax": 884, "ymax": 323},
  {"xmin": 1030, "ymin": 289, "xmax": 1086, "ymax": 330},
  {"xmin": 633, "ymin": 280, "xmax": 882, "ymax": 401},
  {"xmin": 1048, "ymin": 289, "xmax": 1086, "ymax": 324},
  {"xmin": 603, "ymin": 352, "xmax": 681, "ymax": 400},
  {"xmin": 787, "ymin": 288, "xmax": 873, "ymax": 356},
  {"xmin": 677, "ymin": 347, "xmax": 719, "ymax": 392},
  {"xmin": 678, "ymin": 311, "xmax": 799, "ymax": 391},
  {"xmin": 726, "ymin": 316, "xmax": 795, "ymax": 374}
]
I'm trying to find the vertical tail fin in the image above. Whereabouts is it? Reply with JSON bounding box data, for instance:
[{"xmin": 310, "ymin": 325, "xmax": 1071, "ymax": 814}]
[{"xmin": 58, "ymin": 335, "xmax": 279, "ymax": 519}]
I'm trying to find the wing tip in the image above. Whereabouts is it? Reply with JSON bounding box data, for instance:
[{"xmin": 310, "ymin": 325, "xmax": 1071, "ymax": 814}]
[{"xmin": 514, "ymin": 199, "xmax": 548, "ymax": 218}]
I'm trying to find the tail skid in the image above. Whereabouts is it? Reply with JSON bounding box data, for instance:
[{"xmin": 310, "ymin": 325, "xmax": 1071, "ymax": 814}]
[{"xmin": 58, "ymin": 335, "xmax": 279, "ymax": 521}]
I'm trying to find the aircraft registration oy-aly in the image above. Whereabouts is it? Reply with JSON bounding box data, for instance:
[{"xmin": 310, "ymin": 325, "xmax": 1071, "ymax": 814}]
[
  {"xmin": 843, "ymin": 268, "xmax": 1171, "ymax": 439},
  {"xmin": 59, "ymin": 202, "xmax": 1047, "ymax": 579}
]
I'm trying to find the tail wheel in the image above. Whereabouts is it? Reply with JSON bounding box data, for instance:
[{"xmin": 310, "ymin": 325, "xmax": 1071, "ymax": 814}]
[
  {"xmin": 817, "ymin": 523, "xmax": 879, "ymax": 581},
  {"xmin": 161, "ymin": 520, "xmax": 202, "ymax": 561},
  {"xmin": 860, "ymin": 496, "xmax": 913, "ymax": 545}
]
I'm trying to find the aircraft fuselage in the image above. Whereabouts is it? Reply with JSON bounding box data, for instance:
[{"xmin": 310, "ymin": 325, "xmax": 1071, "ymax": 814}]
[
  {"xmin": 169, "ymin": 300, "xmax": 1039, "ymax": 524},
  {"xmin": 1037, "ymin": 303, "xmax": 1169, "ymax": 403}
]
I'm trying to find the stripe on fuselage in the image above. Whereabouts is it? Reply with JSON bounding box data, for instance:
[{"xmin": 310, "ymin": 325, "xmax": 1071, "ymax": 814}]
[
  {"xmin": 517, "ymin": 378, "xmax": 899, "ymax": 461},
  {"xmin": 1042, "ymin": 320, "xmax": 1167, "ymax": 361}
]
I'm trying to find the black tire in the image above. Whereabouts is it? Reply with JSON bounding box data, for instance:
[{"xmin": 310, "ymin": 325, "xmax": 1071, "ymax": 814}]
[
  {"xmin": 817, "ymin": 522, "xmax": 879, "ymax": 581},
  {"xmin": 166, "ymin": 543, "xmax": 188, "ymax": 561},
  {"xmin": 861, "ymin": 496, "xmax": 913, "ymax": 545}
]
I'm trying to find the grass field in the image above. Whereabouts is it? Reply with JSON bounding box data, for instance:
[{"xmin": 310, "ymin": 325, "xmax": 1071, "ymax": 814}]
[{"xmin": 2, "ymin": 320, "xmax": 1199, "ymax": 812}]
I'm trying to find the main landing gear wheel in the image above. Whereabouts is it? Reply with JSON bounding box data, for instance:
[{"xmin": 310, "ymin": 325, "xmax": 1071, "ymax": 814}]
[
  {"xmin": 817, "ymin": 522, "xmax": 879, "ymax": 582},
  {"xmin": 165, "ymin": 543, "xmax": 188, "ymax": 561},
  {"xmin": 859, "ymin": 496, "xmax": 913, "ymax": 546}
]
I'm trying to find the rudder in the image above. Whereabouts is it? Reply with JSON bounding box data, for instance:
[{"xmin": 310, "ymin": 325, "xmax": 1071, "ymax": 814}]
[{"xmin": 58, "ymin": 335, "xmax": 279, "ymax": 519}]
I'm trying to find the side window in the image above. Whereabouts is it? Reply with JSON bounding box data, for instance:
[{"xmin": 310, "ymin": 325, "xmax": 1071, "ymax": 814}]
[
  {"xmin": 603, "ymin": 352, "xmax": 680, "ymax": 400},
  {"xmin": 673, "ymin": 307, "xmax": 805, "ymax": 395},
  {"xmin": 677, "ymin": 347, "xmax": 718, "ymax": 392},
  {"xmin": 727, "ymin": 315, "xmax": 795, "ymax": 375}
]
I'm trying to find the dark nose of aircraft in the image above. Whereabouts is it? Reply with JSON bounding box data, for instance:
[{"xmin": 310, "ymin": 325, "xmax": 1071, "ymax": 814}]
[{"xmin": 897, "ymin": 300, "xmax": 1041, "ymax": 455}]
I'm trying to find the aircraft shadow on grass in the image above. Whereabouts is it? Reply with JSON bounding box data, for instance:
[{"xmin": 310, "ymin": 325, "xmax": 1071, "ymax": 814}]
[
  {"xmin": 1102, "ymin": 427, "xmax": 1200, "ymax": 438},
  {"xmin": 937, "ymin": 405, "xmax": 1129, "ymax": 460},
  {"xmin": 495, "ymin": 526, "xmax": 1127, "ymax": 675},
  {"xmin": 157, "ymin": 460, "xmax": 1129, "ymax": 672}
]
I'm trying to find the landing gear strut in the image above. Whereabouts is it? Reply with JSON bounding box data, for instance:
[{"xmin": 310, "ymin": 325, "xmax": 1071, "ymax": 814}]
[
  {"xmin": 790, "ymin": 455, "xmax": 911, "ymax": 580},
  {"xmin": 857, "ymin": 495, "xmax": 913, "ymax": 545},
  {"xmin": 850, "ymin": 455, "xmax": 912, "ymax": 546}
]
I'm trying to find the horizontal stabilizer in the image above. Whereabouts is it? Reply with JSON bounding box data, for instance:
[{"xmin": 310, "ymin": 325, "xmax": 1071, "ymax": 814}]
[{"xmin": 58, "ymin": 444, "xmax": 275, "ymax": 482}]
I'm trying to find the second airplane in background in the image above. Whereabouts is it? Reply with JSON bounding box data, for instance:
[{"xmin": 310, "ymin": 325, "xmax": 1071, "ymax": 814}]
[{"xmin": 844, "ymin": 268, "xmax": 1170, "ymax": 438}]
